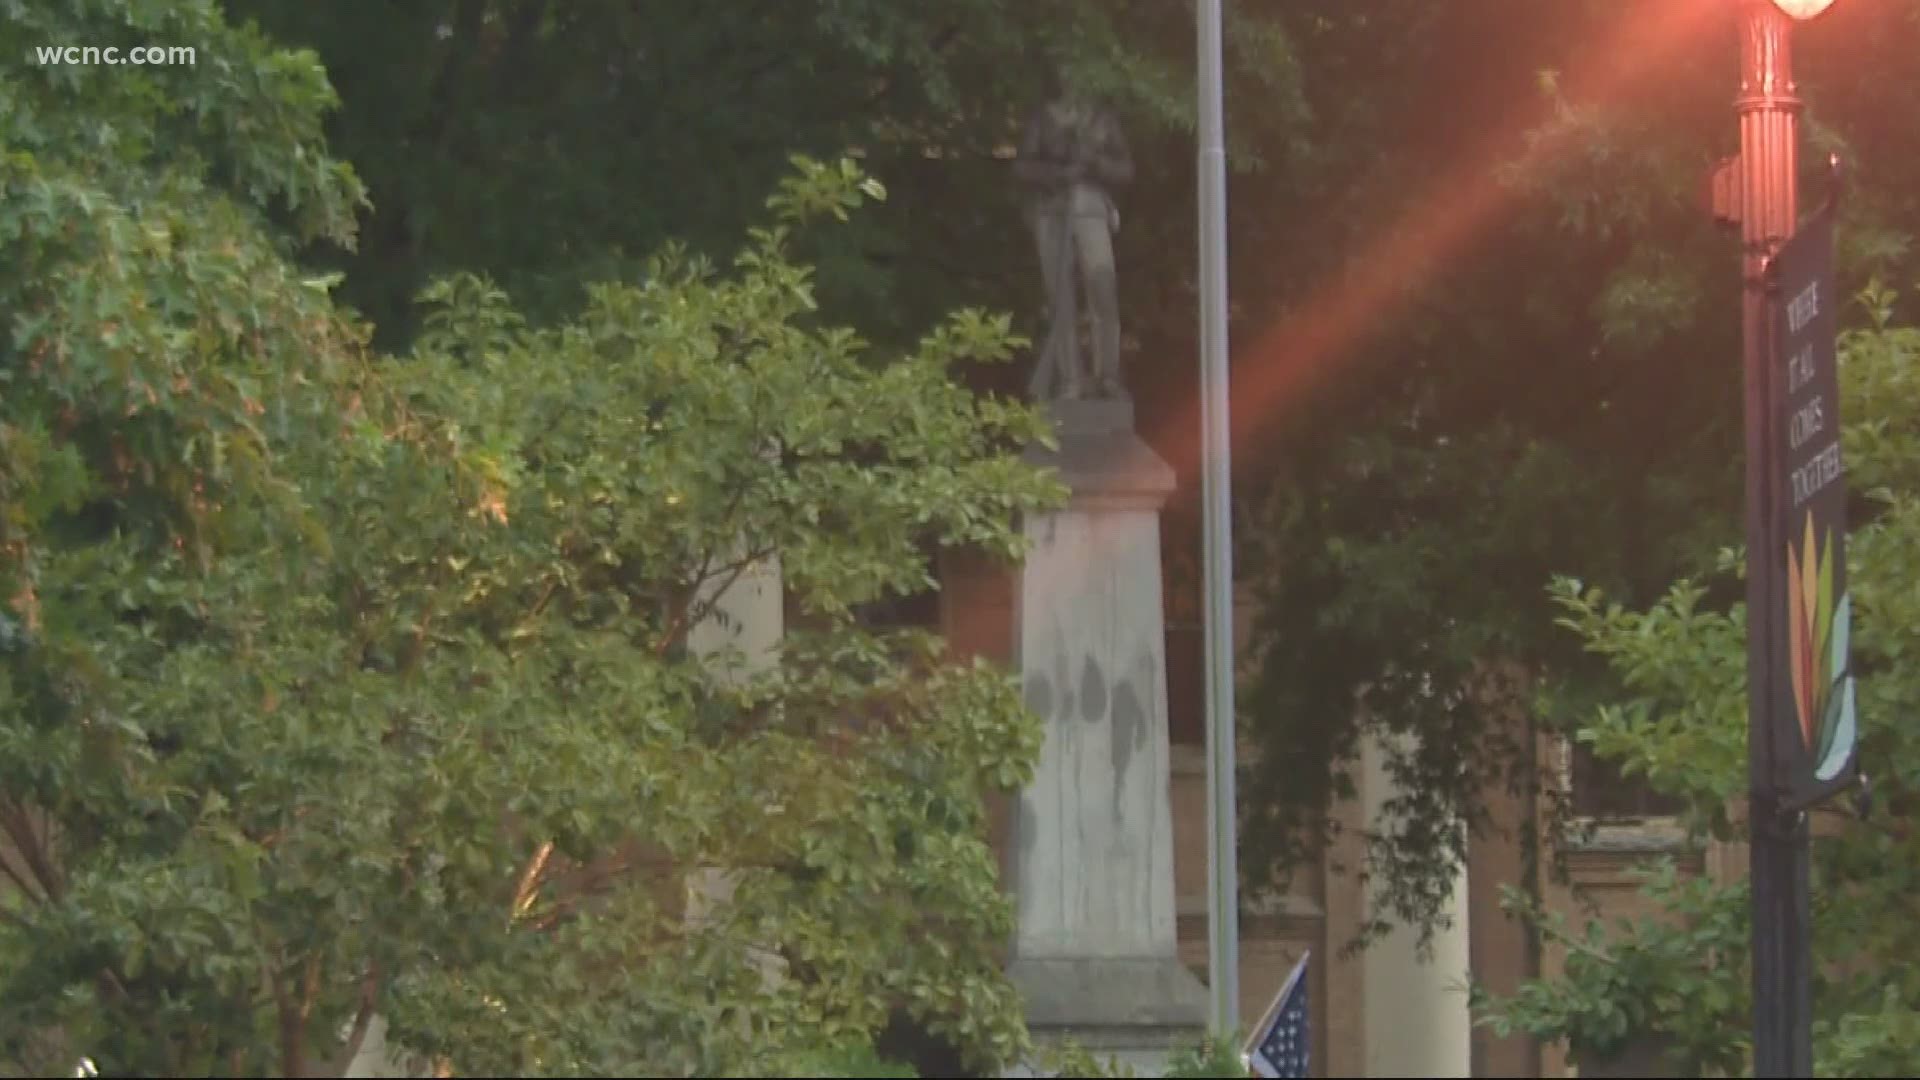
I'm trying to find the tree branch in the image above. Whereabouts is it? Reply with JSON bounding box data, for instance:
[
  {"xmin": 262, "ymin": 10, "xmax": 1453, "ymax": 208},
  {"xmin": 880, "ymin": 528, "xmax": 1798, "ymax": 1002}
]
[
  {"xmin": 96, "ymin": 967, "xmax": 131, "ymax": 1003},
  {"xmin": 299, "ymin": 956, "xmax": 321, "ymax": 1026},
  {"xmin": 397, "ymin": 598, "xmax": 441, "ymax": 677},
  {"xmin": 328, "ymin": 962, "xmax": 381, "ymax": 1078},
  {"xmin": 257, "ymin": 921, "xmax": 299, "ymax": 1080},
  {"xmin": 1532, "ymin": 917, "xmax": 1618, "ymax": 966},
  {"xmin": 658, "ymin": 545, "xmax": 781, "ymax": 658},
  {"xmin": 277, "ymin": 955, "xmax": 320, "ymax": 1079},
  {"xmin": 652, "ymin": 552, "xmax": 715, "ymax": 657},
  {"xmin": 0, "ymin": 798, "xmax": 60, "ymax": 901},
  {"xmin": 0, "ymin": 843, "xmax": 43, "ymax": 903},
  {"xmin": 511, "ymin": 839, "xmax": 556, "ymax": 920},
  {"xmin": 527, "ymin": 849, "xmax": 640, "ymax": 931},
  {"xmin": 511, "ymin": 577, "xmax": 562, "ymax": 642}
]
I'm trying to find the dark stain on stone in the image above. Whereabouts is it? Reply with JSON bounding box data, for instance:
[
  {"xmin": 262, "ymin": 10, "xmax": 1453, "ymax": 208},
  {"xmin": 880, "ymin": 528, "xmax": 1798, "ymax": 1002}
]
[
  {"xmin": 1133, "ymin": 652, "xmax": 1153, "ymax": 750},
  {"xmin": 1053, "ymin": 638, "xmax": 1074, "ymax": 727},
  {"xmin": 1024, "ymin": 674, "xmax": 1053, "ymax": 721},
  {"xmin": 1018, "ymin": 794, "xmax": 1039, "ymax": 863},
  {"xmin": 1112, "ymin": 678, "xmax": 1144, "ymax": 810},
  {"xmin": 1080, "ymin": 655, "xmax": 1107, "ymax": 724}
]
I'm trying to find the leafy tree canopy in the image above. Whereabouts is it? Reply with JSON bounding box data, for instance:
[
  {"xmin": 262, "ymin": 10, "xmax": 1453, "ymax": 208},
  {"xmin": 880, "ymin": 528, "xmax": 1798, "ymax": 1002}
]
[
  {"xmin": 1475, "ymin": 287, "xmax": 1920, "ymax": 1078},
  {"xmin": 219, "ymin": 2, "xmax": 1920, "ymax": 950},
  {"xmin": 3, "ymin": 2, "xmax": 1063, "ymax": 1075},
  {"xmin": 230, "ymin": 0, "xmax": 1311, "ymax": 354},
  {"xmin": 1234, "ymin": 0, "xmax": 1920, "ymax": 943}
]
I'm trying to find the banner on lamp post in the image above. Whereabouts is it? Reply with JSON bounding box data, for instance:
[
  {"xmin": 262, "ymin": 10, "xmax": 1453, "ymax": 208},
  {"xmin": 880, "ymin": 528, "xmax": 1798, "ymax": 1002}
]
[{"xmin": 1769, "ymin": 203, "xmax": 1858, "ymax": 809}]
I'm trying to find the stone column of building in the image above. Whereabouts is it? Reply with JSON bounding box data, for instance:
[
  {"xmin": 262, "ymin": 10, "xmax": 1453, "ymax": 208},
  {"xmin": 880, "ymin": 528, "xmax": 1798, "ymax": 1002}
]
[
  {"xmin": 682, "ymin": 544, "xmax": 785, "ymax": 981},
  {"xmin": 1358, "ymin": 732, "xmax": 1474, "ymax": 1078},
  {"xmin": 684, "ymin": 547, "xmax": 785, "ymax": 680}
]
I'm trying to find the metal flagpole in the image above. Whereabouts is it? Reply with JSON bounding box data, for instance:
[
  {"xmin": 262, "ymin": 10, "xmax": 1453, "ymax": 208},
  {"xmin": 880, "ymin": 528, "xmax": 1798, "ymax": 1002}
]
[{"xmin": 1196, "ymin": 0, "xmax": 1240, "ymax": 1036}]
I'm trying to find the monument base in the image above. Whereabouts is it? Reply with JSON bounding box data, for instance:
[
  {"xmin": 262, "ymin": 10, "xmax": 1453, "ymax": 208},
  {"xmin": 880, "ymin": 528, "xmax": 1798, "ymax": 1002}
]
[
  {"xmin": 1022, "ymin": 395, "xmax": 1173, "ymax": 505},
  {"xmin": 1005, "ymin": 394, "xmax": 1208, "ymax": 1078},
  {"xmin": 1012, "ymin": 955, "xmax": 1211, "ymax": 1030},
  {"xmin": 1007, "ymin": 957, "xmax": 1210, "ymax": 1077}
]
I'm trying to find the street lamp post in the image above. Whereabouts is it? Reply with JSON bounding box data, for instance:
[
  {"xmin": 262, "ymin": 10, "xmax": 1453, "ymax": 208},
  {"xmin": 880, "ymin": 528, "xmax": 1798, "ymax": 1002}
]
[{"xmin": 1727, "ymin": 0, "xmax": 1834, "ymax": 1074}]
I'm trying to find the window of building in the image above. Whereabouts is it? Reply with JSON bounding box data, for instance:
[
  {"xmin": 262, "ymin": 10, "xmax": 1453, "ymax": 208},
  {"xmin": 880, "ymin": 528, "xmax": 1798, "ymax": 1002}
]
[{"xmin": 1567, "ymin": 741, "xmax": 1685, "ymax": 822}]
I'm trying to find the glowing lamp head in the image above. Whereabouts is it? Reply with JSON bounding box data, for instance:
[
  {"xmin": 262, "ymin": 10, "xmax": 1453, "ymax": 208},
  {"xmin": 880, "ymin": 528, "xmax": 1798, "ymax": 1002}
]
[{"xmin": 1772, "ymin": 0, "xmax": 1836, "ymax": 19}]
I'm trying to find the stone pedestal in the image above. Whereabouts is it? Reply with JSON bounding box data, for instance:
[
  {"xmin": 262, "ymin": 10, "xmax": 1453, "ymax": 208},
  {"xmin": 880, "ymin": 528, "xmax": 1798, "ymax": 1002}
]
[{"xmin": 1008, "ymin": 398, "xmax": 1208, "ymax": 1073}]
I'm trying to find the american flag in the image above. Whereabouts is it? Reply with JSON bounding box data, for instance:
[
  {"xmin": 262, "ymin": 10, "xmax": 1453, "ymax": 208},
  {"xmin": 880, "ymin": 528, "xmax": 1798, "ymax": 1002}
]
[{"xmin": 1244, "ymin": 951, "xmax": 1311, "ymax": 1078}]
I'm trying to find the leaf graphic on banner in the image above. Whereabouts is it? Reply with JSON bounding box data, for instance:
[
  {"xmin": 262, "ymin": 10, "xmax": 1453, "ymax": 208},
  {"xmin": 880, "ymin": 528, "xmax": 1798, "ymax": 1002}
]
[
  {"xmin": 1814, "ymin": 675, "xmax": 1842, "ymax": 768},
  {"xmin": 1827, "ymin": 591, "xmax": 1850, "ymax": 689},
  {"xmin": 1787, "ymin": 516, "xmax": 1843, "ymax": 753},
  {"xmin": 1816, "ymin": 675, "xmax": 1855, "ymax": 782},
  {"xmin": 1815, "ymin": 521, "xmax": 1835, "ymax": 679},
  {"xmin": 1813, "ymin": 592, "xmax": 1855, "ymax": 779},
  {"xmin": 1788, "ymin": 534, "xmax": 1811, "ymax": 745}
]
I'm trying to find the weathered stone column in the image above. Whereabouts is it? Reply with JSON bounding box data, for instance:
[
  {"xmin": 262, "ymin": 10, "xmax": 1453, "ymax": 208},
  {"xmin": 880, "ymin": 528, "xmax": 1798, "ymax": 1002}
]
[
  {"xmin": 1358, "ymin": 732, "xmax": 1472, "ymax": 1079},
  {"xmin": 686, "ymin": 547, "xmax": 784, "ymax": 678},
  {"xmin": 1007, "ymin": 398, "xmax": 1207, "ymax": 1075},
  {"xmin": 683, "ymin": 543, "xmax": 786, "ymax": 990}
]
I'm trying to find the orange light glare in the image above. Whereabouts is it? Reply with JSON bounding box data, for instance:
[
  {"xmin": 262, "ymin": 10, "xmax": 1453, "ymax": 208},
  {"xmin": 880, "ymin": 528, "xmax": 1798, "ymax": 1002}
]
[{"xmin": 1771, "ymin": 0, "xmax": 1836, "ymax": 20}]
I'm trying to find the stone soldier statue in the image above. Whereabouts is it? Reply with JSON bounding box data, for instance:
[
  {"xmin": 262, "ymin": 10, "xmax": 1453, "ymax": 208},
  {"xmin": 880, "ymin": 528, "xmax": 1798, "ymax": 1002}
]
[{"xmin": 1016, "ymin": 74, "xmax": 1133, "ymax": 401}]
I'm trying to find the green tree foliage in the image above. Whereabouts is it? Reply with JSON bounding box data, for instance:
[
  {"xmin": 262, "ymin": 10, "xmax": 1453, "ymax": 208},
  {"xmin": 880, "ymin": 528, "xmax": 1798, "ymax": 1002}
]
[
  {"xmin": 215, "ymin": 0, "xmax": 1733, "ymax": 949},
  {"xmin": 1473, "ymin": 290, "xmax": 1920, "ymax": 1077},
  {"xmin": 1235, "ymin": 0, "xmax": 1920, "ymax": 944},
  {"xmin": 2, "ymin": 3, "xmax": 1063, "ymax": 1074},
  {"xmin": 209, "ymin": 1, "xmax": 1920, "ymax": 954},
  {"xmin": 1030, "ymin": 1031, "xmax": 1253, "ymax": 1079},
  {"xmin": 229, "ymin": 0, "xmax": 1309, "ymax": 353}
]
